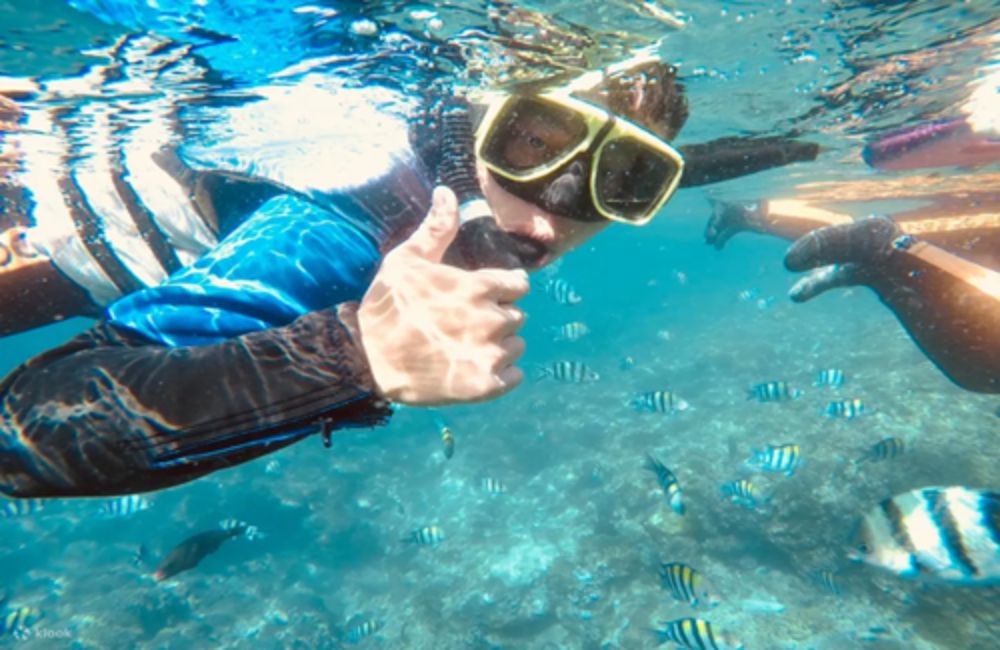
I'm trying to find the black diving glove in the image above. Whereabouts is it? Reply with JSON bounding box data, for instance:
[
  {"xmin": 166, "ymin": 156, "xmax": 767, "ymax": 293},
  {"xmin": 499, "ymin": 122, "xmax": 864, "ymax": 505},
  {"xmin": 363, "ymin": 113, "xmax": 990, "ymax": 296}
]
[
  {"xmin": 704, "ymin": 199, "xmax": 766, "ymax": 250},
  {"xmin": 783, "ymin": 215, "xmax": 904, "ymax": 302}
]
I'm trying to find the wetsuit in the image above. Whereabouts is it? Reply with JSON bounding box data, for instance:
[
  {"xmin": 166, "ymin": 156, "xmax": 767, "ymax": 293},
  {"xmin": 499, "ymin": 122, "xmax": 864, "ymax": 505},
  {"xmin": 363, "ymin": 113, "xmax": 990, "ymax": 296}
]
[
  {"xmin": 0, "ymin": 9, "xmax": 819, "ymax": 498},
  {"xmin": 706, "ymin": 122, "xmax": 1000, "ymax": 393}
]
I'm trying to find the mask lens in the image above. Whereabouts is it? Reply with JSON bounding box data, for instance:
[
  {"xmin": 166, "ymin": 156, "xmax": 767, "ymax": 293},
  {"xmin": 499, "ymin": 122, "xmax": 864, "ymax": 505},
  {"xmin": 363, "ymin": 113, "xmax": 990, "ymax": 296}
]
[
  {"xmin": 594, "ymin": 136, "xmax": 681, "ymax": 221},
  {"xmin": 481, "ymin": 97, "xmax": 589, "ymax": 174}
]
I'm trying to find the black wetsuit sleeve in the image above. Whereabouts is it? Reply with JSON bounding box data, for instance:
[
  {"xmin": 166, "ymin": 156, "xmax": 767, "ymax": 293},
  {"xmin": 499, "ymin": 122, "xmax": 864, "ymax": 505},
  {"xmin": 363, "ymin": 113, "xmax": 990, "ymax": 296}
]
[
  {"xmin": 678, "ymin": 135, "xmax": 820, "ymax": 187},
  {"xmin": 0, "ymin": 305, "xmax": 391, "ymax": 498}
]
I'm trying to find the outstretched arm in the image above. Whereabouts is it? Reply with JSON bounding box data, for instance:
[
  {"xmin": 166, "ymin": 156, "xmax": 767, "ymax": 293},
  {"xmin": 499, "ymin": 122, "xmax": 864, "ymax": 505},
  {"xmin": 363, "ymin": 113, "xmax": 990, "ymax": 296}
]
[
  {"xmin": 0, "ymin": 187, "xmax": 529, "ymax": 498},
  {"xmin": 785, "ymin": 217, "xmax": 1000, "ymax": 394},
  {"xmin": 0, "ymin": 304, "xmax": 390, "ymax": 498}
]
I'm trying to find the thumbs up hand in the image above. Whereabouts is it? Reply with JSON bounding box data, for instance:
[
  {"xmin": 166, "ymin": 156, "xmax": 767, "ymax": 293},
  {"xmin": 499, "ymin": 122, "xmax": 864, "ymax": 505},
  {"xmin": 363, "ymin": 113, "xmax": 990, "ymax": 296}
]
[{"xmin": 354, "ymin": 187, "xmax": 530, "ymax": 405}]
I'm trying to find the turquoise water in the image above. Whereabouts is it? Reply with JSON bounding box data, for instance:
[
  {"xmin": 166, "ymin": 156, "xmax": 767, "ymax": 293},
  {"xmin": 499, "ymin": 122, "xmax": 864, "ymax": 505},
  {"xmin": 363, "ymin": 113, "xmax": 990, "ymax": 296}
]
[{"xmin": 1, "ymin": 1, "xmax": 999, "ymax": 648}]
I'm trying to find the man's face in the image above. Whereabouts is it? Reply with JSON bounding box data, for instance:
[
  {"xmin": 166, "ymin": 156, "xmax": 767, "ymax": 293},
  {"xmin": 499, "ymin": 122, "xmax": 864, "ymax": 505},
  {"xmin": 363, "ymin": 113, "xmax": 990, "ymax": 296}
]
[{"xmin": 477, "ymin": 159, "xmax": 609, "ymax": 269}]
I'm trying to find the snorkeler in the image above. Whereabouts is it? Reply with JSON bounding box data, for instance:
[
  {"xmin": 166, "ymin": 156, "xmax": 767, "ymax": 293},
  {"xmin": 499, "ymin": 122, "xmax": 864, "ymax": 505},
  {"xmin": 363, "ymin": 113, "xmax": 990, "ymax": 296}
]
[
  {"xmin": 0, "ymin": 23, "xmax": 819, "ymax": 498},
  {"xmin": 705, "ymin": 109, "xmax": 1000, "ymax": 393}
]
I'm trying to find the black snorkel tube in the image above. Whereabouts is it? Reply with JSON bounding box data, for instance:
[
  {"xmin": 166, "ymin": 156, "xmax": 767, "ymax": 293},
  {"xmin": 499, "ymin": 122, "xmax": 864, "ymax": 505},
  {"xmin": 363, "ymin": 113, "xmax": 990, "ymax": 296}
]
[{"xmin": 437, "ymin": 101, "xmax": 548, "ymax": 271}]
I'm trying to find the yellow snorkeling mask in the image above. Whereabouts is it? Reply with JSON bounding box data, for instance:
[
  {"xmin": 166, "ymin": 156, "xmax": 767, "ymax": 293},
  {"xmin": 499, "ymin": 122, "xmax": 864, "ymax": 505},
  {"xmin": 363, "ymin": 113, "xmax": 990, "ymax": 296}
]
[{"xmin": 475, "ymin": 76, "xmax": 685, "ymax": 226}]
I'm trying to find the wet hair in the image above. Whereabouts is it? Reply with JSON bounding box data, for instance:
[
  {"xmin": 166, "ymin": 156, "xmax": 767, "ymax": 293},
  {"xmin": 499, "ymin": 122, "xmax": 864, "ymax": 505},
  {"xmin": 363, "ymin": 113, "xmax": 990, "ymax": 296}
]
[{"xmin": 574, "ymin": 60, "xmax": 689, "ymax": 142}]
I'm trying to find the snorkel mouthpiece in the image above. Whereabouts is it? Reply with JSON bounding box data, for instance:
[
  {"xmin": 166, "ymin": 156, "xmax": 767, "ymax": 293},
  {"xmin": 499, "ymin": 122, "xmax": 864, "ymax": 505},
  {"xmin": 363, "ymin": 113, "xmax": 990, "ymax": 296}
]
[{"xmin": 436, "ymin": 100, "xmax": 547, "ymax": 270}]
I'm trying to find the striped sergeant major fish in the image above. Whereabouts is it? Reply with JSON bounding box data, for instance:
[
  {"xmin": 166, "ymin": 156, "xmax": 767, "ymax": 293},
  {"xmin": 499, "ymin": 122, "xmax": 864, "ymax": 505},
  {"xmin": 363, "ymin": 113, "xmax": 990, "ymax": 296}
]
[
  {"xmin": 826, "ymin": 398, "xmax": 865, "ymax": 419},
  {"xmin": 745, "ymin": 443, "xmax": 802, "ymax": 477},
  {"xmin": 98, "ymin": 494, "xmax": 150, "ymax": 518},
  {"xmin": 857, "ymin": 437, "xmax": 905, "ymax": 463},
  {"xmin": 816, "ymin": 569, "xmax": 842, "ymax": 596},
  {"xmin": 0, "ymin": 606, "xmax": 40, "ymax": 639},
  {"xmin": 404, "ymin": 525, "xmax": 444, "ymax": 547},
  {"xmin": 536, "ymin": 360, "xmax": 600, "ymax": 383},
  {"xmin": 441, "ymin": 426, "xmax": 455, "ymax": 460},
  {"xmin": 345, "ymin": 617, "xmax": 382, "ymax": 644},
  {"xmin": 543, "ymin": 277, "xmax": 582, "ymax": 305},
  {"xmin": 432, "ymin": 413, "xmax": 455, "ymax": 460},
  {"xmin": 720, "ymin": 479, "xmax": 761, "ymax": 510},
  {"xmin": 550, "ymin": 321, "xmax": 590, "ymax": 342},
  {"xmin": 481, "ymin": 477, "xmax": 507, "ymax": 495},
  {"xmin": 644, "ymin": 454, "xmax": 685, "ymax": 515},
  {"xmin": 658, "ymin": 562, "xmax": 719, "ymax": 608},
  {"xmin": 221, "ymin": 518, "xmax": 264, "ymax": 541},
  {"xmin": 747, "ymin": 381, "xmax": 802, "ymax": 402},
  {"xmin": 630, "ymin": 390, "xmax": 690, "ymax": 414},
  {"xmin": 851, "ymin": 486, "xmax": 1000, "ymax": 585},
  {"xmin": 1, "ymin": 498, "xmax": 45, "ymax": 519},
  {"xmin": 654, "ymin": 617, "xmax": 743, "ymax": 650},
  {"xmin": 814, "ymin": 368, "xmax": 846, "ymax": 387}
]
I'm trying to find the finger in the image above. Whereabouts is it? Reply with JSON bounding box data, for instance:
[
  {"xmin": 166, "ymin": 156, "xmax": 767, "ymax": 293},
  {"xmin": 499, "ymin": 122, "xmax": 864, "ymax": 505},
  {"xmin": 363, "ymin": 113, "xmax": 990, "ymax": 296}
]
[
  {"xmin": 486, "ymin": 365, "xmax": 525, "ymax": 400},
  {"xmin": 491, "ymin": 335, "xmax": 527, "ymax": 371},
  {"xmin": 396, "ymin": 186, "xmax": 460, "ymax": 263},
  {"xmin": 788, "ymin": 263, "xmax": 865, "ymax": 303},
  {"xmin": 495, "ymin": 304, "xmax": 526, "ymax": 338},
  {"xmin": 474, "ymin": 268, "xmax": 530, "ymax": 302}
]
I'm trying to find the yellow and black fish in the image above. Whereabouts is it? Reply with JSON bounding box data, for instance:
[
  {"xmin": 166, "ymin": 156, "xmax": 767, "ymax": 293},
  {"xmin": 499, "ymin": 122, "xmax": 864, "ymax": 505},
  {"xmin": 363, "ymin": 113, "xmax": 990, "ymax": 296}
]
[
  {"xmin": 747, "ymin": 381, "xmax": 802, "ymax": 402},
  {"xmin": 720, "ymin": 479, "xmax": 761, "ymax": 510},
  {"xmin": 654, "ymin": 617, "xmax": 743, "ymax": 650},
  {"xmin": 745, "ymin": 443, "xmax": 802, "ymax": 477},
  {"xmin": 441, "ymin": 426, "xmax": 455, "ymax": 460},
  {"xmin": 825, "ymin": 398, "xmax": 865, "ymax": 419},
  {"xmin": 644, "ymin": 454, "xmax": 685, "ymax": 515},
  {"xmin": 857, "ymin": 437, "xmax": 904, "ymax": 463},
  {"xmin": 404, "ymin": 525, "xmax": 444, "ymax": 547},
  {"xmin": 658, "ymin": 562, "xmax": 718, "ymax": 607}
]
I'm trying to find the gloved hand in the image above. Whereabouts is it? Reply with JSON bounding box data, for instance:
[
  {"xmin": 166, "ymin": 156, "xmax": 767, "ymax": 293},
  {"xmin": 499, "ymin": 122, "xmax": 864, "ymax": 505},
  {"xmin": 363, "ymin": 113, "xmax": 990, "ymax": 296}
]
[
  {"xmin": 704, "ymin": 199, "xmax": 766, "ymax": 250},
  {"xmin": 783, "ymin": 215, "xmax": 904, "ymax": 302},
  {"xmin": 354, "ymin": 186, "xmax": 529, "ymax": 405}
]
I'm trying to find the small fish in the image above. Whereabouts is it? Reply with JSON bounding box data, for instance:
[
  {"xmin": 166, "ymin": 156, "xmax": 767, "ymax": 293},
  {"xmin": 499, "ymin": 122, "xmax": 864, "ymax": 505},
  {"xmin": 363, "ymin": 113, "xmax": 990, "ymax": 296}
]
[
  {"xmin": 720, "ymin": 479, "xmax": 760, "ymax": 510},
  {"xmin": 756, "ymin": 296, "xmax": 776, "ymax": 310},
  {"xmin": 1, "ymin": 499, "xmax": 45, "ymax": 519},
  {"xmin": 0, "ymin": 606, "xmax": 39, "ymax": 639},
  {"xmin": 132, "ymin": 544, "xmax": 150, "ymax": 568},
  {"xmin": 656, "ymin": 329, "xmax": 672, "ymax": 342},
  {"xmin": 536, "ymin": 361, "xmax": 600, "ymax": 383},
  {"xmin": 826, "ymin": 398, "xmax": 865, "ymax": 419},
  {"xmin": 404, "ymin": 525, "xmax": 444, "ymax": 547},
  {"xmin": 850, "ymin": 486, "xmax": 1000, "ymax": 585},
  {"xmin": 441, "ymin": 426, "xmax": 455, "ymax": 460},
  {"xmin": 817, "ymin": 570, "xmax": 842, "ymax": 596},
  {"xmin": 346, "ymin": 617, "xmax": 382, "ymax": 644},
  {"xmin": 658, "ymin": 562, "xmax": 718, "ymax": 607},
  {"xmin": 737, "ymin": 288, "xmax": 759, "ymax": 302},
  {"xmin": 154, "ymin": 524, "xmax": 246, "ymax": 581},
  {"xmin": 543, "ymin": 277, "xmax": 582, "ymax": 305},
  {"xmin": 551, "ymin": 321, "xmax": 590, "ymax": 342},
  {"xmin": 747, "ymin": 381, "xmax": 802, "ymax": 402},
  {"xmin": 654, "ymin": 617, "xmax": 743, "ymax": 650},
  {"xmin": 857, "ymin": 437, "xmax": 905, "ymax": 463},
  {"xmin": 620, "ymin": 356, "xmax": 636, "ymax": 371},
  {"xmin": 745, "ymin": 443, "xmax": 802, "ymax": 477},
  {"xmin": 814, "ymin": 368, "xmax": 846, "ymax": 388},
  {"xmin": 481, "ymin": 477, "xmax": 507, "ymax": 495},
  {"xmin": 220, "ymin": 519, "xmax": 264, "ymax": 541},
  {"xmin": 630, "ymin": 390, "xmax": 690, "ymax": 414},
  {"xmin": 644, "ymin": 454, "xmax": 685, "ymax": 515},
  {"xmin": 673, "ymin": 270, "xmax": 688, "ymax": 285},
  {"xmin": 98, "ymin": 494, "xmax": 150, "ymax": 518},
  {"xmin": 264, "ymin": 460, "xmax": 281, "ymax": 474}
]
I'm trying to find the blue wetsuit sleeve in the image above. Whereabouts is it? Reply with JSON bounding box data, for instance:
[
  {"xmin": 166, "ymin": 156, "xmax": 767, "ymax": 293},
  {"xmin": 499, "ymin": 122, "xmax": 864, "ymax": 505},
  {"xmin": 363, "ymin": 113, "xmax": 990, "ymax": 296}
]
[{"xmin": 107, "ymin": 194, "xmax": 380, "ymax": 347}]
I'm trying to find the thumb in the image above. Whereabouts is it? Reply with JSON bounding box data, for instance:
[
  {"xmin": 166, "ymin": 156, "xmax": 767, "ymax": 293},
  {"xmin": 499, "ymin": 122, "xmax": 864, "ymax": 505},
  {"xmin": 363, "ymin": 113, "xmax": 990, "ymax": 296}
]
[{"xmin": 399, "ymin": 186, "xmax": 460, "ymax": 263}]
